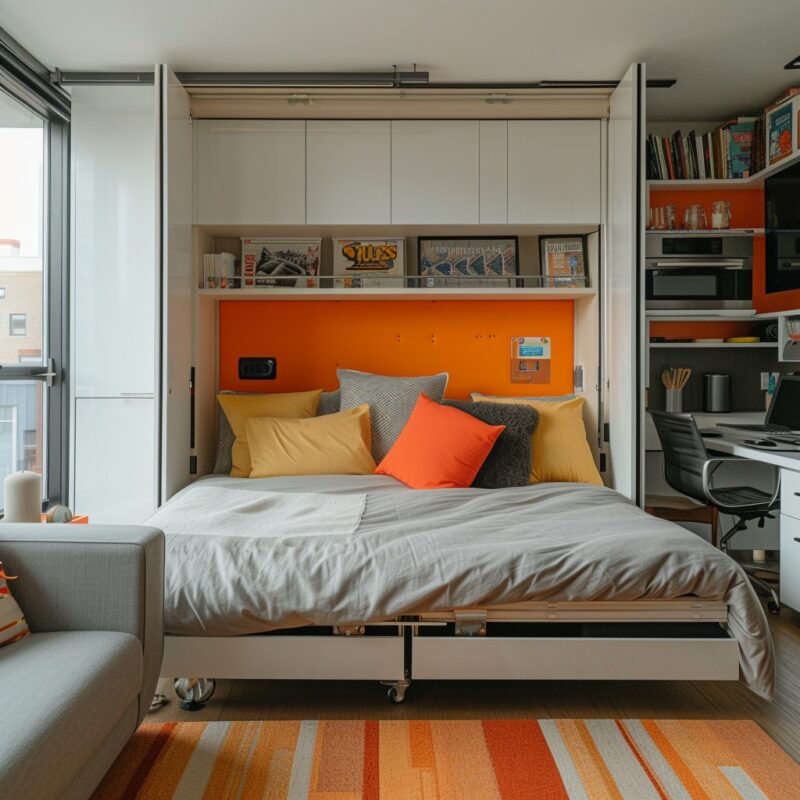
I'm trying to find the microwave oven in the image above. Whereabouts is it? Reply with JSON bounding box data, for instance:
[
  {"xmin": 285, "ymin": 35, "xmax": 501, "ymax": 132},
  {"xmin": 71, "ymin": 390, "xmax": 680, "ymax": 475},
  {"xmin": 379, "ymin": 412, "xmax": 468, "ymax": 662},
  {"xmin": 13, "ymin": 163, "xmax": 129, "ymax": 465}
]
[{"xmin": 645, "ymin": 234, "xmax": 753, "ymax": 310}]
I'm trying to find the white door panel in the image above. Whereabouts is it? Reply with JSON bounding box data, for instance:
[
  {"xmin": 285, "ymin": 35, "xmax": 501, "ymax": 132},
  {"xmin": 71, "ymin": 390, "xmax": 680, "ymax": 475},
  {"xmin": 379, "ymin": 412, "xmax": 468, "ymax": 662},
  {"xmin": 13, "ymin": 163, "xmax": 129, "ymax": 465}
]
[
  {"xmin": 194, "ymin": 120, "xmax": 305, "ymax": 224},
  {"xmin": 507, "ymin": 120, "xmax": 601, "ymax": 223},
  {"xmin": 71, "ymin": 86, "xmax": 156, "ymax": 397},
  {"xmin": 605, "ymin": 64, "xmax": 645, "ymax": 503},
  {"xmin": 391, "ymin": 120, "xmax": 479, "ymax": 223},
  {"xmin": 306, "ymin": 121, "xmax": 390, "ymax": 223},
  {"xmin": 73, "ymin": 398, "xmax": 155, "ymax": 523},
  {"xmin": 160, "ymin": 66, "xmax": 193, "ymax": 503}
]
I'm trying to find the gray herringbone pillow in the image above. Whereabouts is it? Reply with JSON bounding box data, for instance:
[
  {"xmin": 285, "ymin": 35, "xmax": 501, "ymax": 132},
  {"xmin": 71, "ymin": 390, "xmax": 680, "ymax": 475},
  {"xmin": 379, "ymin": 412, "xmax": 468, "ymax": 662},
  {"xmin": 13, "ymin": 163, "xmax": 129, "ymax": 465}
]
[
  {"xmin": 213, "ymin": 390, "xmax": 340, "ymax": 474},
  {"xmin": 337, "ymin": 369, "xmax": 448, "ymax": 462}
]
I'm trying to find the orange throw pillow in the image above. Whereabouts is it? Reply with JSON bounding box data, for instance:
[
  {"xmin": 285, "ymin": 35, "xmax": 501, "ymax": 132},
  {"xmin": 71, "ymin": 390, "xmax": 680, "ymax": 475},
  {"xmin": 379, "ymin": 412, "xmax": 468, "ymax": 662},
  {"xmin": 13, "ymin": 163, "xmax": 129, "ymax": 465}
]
[{"xmin": 376, "ymin": 394, "xmax": 504, "ymax": 489}]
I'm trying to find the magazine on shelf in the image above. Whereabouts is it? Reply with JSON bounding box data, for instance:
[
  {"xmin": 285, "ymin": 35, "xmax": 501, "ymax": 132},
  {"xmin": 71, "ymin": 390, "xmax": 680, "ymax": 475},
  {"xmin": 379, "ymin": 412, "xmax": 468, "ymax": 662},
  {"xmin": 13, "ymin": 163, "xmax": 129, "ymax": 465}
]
[
  {"xmin": 240, "ymin": 238, "xmax": 321, "ymax": 288},
  {"xmin": 332, "ymin": 238, "xmax": 405, "ymax": 288}
]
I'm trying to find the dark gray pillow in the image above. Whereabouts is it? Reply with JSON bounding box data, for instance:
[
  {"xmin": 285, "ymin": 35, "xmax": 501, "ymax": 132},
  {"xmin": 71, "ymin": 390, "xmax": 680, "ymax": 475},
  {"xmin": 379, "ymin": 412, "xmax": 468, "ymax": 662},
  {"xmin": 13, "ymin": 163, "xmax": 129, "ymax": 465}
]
[
  {"xmin": 338, "ymin": 369, "xmax": 448, "ymax": 462},
  {"xmin": 213, "ymin": 389, "xmax": 340, "ymax": 474},
  {"xmin": 442, "ymin": 400, "xmax": 538, "ymax": 489}
]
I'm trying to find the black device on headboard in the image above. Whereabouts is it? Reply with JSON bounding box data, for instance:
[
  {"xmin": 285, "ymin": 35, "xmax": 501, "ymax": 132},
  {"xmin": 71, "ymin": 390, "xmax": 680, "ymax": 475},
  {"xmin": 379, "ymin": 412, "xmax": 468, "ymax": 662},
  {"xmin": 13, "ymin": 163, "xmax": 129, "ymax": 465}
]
[{"xmin": 239, "ymin": 357, "xmax": 277, "ymax": 380}]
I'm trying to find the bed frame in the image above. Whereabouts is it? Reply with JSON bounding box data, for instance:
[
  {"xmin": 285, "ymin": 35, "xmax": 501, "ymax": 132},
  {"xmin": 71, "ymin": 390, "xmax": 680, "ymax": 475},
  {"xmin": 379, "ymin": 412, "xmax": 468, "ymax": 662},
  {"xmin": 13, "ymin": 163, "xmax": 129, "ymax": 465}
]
[{"xmin": 161, "ymin": 597, "xmax": 740, "ymax": 706}]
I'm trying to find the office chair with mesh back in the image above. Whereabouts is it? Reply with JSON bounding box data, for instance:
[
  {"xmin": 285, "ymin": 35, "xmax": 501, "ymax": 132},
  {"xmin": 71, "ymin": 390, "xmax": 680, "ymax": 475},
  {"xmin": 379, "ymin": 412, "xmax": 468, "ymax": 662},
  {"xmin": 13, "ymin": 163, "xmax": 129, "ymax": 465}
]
[{"xmin": 649, "ymin": 410, "xmax": 781, "ymax": 613}]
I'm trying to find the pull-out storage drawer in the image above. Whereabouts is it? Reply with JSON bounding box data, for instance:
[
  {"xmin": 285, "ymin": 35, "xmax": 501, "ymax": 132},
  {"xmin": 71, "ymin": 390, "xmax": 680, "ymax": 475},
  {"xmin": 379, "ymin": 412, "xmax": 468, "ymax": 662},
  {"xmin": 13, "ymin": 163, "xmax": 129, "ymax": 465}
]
[
  {"xmin": 162, "ymin": 634, "xmax": 405, "ymax": 681},
  {"xmin": 413, "ymin": 636, "xmax": 739, "ymax": 681},
  {"xmin": 780, "ymin": 512, "xmax": 800, "ymax": 611}
]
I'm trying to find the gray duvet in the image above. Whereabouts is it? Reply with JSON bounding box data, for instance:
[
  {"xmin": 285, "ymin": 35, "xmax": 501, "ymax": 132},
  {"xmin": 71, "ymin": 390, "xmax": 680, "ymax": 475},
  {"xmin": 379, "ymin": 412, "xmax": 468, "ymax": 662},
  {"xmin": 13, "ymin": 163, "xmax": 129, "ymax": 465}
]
[{"xmin": 152, "ymin": 475, "xmax": 774, "ymax": 698}]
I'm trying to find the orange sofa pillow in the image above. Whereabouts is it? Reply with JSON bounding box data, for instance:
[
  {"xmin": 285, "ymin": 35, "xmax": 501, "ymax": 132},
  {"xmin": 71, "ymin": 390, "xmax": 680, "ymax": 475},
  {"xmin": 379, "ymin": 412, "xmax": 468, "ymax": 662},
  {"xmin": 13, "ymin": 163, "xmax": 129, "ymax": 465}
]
[{"xmin": 375, "ymin": 394, "xmax": 505, "ymax": 489}]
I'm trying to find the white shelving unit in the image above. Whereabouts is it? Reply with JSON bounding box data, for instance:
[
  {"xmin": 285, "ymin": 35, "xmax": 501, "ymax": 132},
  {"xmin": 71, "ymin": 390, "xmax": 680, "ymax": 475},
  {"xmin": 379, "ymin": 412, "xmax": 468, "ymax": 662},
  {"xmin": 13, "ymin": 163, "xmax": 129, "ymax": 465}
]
[{"xmin": 197, "ymin": 287, "xmax": 597, "ymax": 302}]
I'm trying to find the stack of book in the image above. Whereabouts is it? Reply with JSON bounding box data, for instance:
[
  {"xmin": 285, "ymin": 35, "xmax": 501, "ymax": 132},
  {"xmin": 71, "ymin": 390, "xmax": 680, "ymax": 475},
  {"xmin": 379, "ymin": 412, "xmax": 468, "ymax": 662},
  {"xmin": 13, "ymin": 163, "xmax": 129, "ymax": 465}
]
[
  {"xmin": 203, "ymin": 252, "xmax": 239, "ymax": 289},
  {"xmin": 647, "ymin": 119, "xmax": 757, "ymax": 180}
]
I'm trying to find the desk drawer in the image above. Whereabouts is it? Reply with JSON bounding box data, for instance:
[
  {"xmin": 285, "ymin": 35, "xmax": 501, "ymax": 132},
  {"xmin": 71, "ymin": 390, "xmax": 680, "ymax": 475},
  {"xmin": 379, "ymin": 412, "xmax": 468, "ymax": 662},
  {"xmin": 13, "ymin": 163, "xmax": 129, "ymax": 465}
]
[
  {"xmin": 781, "ymin": 469, "xmax": 800, "ymax": 521},
  {"xmin": 780, "ymin": 513, "xmax": 800, "ymax": 611}
]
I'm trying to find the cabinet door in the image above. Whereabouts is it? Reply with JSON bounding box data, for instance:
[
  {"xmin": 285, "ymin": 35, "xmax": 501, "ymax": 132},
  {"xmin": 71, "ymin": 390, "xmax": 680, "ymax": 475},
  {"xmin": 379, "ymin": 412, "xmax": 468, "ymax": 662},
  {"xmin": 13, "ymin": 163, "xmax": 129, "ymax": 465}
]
[
  {"xmin": 306, "ymin": 121, "xmax": 390, "ymax": 223},
  {"xmin": 604, "ymin": 64, "xmax": 646, "ymax": 504},
  {"xmin": 159, "ymin": 66, "xmax": 193, "ymax": 503},
  {"xmin": 71, "ymin": 86, "xmax": 156, "ymax": 397},
  {"xmin": 780, "ymin": 513, "xmax": 800, "ymax": 611},
  {"xmin": 194, "ymin": 120, "xmax": 305, "ymax": 224},
  {"xmin": 479, "ymin": 120, "xmax": 508, "ymax": 223},
  {"xmin": 73, "ymin": 398, "xmax": 155, "ymax": 523},
  {"xmin": 391, "ymin": 121, "xmax": 479, "ymax": 223},
  {"xmin": 508, "ymin": 120, "xmax": 601, "ymax": 223}
]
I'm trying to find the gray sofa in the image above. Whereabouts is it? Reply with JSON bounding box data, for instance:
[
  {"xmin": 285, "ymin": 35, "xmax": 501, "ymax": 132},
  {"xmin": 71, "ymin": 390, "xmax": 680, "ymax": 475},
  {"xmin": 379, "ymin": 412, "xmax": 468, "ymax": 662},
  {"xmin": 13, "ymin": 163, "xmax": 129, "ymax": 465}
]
[{"xmin": 0, "ymin": 524, "xmax": 164, "ymax": 800}]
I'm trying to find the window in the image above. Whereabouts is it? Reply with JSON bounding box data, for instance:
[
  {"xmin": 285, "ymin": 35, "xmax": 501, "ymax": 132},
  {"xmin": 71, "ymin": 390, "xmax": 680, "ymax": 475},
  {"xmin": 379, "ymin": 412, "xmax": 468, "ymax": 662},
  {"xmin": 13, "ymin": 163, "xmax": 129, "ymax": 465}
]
[
  {"xmin": 9, "ymin": 313, "xmax": 26, "ymax": 336},
  {"xmin": 0, "ymin": 30, "xmax": 70, "ymax": 509}
]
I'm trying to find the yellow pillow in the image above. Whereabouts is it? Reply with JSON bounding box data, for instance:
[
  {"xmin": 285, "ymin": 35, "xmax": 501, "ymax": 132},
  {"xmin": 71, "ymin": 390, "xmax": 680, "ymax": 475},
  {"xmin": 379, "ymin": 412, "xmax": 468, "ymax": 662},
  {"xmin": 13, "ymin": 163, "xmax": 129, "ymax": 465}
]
[
  {"xmin": 471, "ymin": 394, "xmax": 603, "ymax": 486},
  {"xmin": 247, "ymin": 404, "xmax": 376, "ymax": 478},
  {"xmin": 218, "ymin": 390, "xmax": 322, "ymax": 477}
]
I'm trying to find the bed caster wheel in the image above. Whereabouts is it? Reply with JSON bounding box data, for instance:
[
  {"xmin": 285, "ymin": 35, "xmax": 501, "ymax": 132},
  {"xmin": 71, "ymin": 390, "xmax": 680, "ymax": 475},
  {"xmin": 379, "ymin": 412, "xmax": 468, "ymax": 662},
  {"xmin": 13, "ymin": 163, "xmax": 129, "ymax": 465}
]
[
  {"xmin": 385, "ymin": 679, "xmax": 410, "ymax": 704},
  {"xmin": 174, "ymin": 678, "xmax": 216, "ymax": 711},
  {"xmin": 768, "ymin": 600, "xmax": 780, "ymax": 615}
]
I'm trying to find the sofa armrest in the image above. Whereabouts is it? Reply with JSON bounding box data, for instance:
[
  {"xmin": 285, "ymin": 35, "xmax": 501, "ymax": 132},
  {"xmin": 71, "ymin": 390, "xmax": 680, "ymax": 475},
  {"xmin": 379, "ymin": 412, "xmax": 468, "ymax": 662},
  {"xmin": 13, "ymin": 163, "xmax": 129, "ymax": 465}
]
[{"xmin": 0, "ymin": 524, "xmax": 164, "ymax": 723}]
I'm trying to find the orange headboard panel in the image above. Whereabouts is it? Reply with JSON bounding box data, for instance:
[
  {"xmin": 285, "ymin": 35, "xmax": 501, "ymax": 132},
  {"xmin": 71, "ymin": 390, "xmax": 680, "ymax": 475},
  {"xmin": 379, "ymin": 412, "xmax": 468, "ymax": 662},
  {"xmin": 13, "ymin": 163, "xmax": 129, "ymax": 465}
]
[{"xmin": 219, "ymin": 300, "xmax": 575, "ymax": 399}]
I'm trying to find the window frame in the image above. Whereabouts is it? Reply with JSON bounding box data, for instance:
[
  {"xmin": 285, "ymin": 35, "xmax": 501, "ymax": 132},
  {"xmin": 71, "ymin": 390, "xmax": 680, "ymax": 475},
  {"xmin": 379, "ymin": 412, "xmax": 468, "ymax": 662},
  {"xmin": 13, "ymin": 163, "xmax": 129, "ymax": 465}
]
[{"xmin": 0, "ymin": 28, "xmax": 70, "ymax": 507}]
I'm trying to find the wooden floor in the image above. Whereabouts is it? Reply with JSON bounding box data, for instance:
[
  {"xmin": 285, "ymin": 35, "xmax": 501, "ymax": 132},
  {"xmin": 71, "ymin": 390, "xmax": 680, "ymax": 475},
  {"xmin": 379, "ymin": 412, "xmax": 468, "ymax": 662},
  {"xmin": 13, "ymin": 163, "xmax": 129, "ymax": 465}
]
[{"xmin": 153, "ymin": 606, "xmax": 800, "ymax": 761}]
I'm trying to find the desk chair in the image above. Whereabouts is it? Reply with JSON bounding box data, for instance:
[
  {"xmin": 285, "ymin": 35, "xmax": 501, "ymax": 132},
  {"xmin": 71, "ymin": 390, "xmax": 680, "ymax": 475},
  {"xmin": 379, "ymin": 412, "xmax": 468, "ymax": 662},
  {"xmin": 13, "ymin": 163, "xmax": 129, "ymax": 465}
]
[{"xmin": 649, "ymin": 410, "xmax": 781, "ymax": 613}]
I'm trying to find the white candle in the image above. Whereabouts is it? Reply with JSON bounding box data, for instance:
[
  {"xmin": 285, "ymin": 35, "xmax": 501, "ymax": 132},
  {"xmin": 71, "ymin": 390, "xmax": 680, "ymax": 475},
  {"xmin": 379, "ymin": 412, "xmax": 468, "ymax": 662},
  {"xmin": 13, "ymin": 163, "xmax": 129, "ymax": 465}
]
[
  {"xmin": 4, "ymin": 470, "xmax": 42, "ymax": 523},
  {"xmin": 752, "ymin": 549, "xmax": 767, "ymax": 564}
]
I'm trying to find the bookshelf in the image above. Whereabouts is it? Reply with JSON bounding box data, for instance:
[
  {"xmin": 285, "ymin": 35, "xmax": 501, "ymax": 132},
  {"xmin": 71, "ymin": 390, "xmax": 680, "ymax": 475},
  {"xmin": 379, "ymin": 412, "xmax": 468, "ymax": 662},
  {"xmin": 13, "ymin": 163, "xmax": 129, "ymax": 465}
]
[{"xmin": 648, "ymin": 149, "xmax": 800, "ymax": 192}]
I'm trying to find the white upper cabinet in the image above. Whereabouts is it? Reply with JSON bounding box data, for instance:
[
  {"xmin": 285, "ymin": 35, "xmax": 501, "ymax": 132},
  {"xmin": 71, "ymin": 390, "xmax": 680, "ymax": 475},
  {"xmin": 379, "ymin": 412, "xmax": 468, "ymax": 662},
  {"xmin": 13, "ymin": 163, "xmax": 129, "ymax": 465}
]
[
  {"xmin": 391, "ymin": 121, "xmax": 480, "ymax": 223},
  {"xmin": 194, "ymin": 120, "xmax": 305, "ymax": 224},
  {"xmin": 507, "ymin": 120, "xmax": 602, "ymax": 223},
  {"xmin": 306, "ymin": 121, "xmax": 391, "ymax": 223},
  {"xmin": 479, "ymin": 120, "xmax": 508, "ymax": 223}
]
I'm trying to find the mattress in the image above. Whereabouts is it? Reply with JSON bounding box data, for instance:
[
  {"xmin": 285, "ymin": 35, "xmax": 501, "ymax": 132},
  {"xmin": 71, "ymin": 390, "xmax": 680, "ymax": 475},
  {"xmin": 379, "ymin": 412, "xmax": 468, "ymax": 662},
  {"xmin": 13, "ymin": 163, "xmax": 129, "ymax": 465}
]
[{"xmin": 150, "ymin": 475, "xmax": 774, "ymax": 698}]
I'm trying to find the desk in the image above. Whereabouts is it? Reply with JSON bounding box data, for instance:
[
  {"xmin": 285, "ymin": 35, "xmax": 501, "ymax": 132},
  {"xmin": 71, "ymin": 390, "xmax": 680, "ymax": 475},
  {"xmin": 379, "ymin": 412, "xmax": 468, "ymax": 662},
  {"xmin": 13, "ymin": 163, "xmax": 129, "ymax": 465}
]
[{"xmin": 705, "ymin": 430, "xmax": 800, "ymax": 611}]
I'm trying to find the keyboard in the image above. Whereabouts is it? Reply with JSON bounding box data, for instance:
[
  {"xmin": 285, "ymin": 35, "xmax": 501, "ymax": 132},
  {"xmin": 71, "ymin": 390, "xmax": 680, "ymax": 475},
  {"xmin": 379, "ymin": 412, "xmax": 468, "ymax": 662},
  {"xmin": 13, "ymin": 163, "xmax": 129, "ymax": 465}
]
[{"xmin": 717, "ymin": 423, "xmax": 787, "ymax": 433}]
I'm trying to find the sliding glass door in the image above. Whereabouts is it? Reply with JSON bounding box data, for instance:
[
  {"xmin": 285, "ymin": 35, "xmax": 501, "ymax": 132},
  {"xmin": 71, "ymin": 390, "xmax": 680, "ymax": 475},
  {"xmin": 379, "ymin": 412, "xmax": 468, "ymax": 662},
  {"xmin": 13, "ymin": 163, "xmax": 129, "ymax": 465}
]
[{"xmin": 0, "ymin": 46, "xmax": 69, "ymax": 511}]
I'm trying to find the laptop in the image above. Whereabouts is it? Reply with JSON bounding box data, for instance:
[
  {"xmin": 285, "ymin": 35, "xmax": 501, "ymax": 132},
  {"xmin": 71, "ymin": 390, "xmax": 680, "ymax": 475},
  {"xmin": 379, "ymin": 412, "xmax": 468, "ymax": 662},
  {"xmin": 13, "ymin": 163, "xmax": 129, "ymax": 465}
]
[{"xmin": 719, "ymin": 374, "xmax": 800, "ymax": 434}]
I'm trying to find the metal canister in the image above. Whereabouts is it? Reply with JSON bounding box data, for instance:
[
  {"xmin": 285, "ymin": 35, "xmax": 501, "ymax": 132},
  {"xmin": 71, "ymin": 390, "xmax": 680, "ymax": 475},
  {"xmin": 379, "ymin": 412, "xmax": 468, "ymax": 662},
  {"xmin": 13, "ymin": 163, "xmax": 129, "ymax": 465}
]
[{"xmin": 703, "ymin": 373, "xmax": 731, "ymax": 413}]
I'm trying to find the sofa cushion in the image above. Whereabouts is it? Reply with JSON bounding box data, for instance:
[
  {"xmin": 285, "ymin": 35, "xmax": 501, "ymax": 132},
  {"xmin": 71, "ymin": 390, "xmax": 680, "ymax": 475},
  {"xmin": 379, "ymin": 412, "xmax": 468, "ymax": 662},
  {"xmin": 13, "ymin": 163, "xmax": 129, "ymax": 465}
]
[{"xmin": 0, "ymin": 631, "xmax": 142, "ymax": 800}]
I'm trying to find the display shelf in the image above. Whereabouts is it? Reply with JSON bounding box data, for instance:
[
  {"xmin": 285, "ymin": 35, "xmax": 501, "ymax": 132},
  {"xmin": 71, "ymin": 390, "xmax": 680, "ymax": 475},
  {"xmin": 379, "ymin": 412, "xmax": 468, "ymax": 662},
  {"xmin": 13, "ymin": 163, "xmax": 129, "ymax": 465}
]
[
  {"xmin": 648, "ymin": 342, "xmax": 777, "ymax": 349},
  {"xmin": 197, "ymin": 286, "xmax": 597, "ymax": 301},
  {"xmin": 647, "ymin": 150, "xmax": 800, "ymax": 192},
  {"xmin": 644, "ymin": 228, "xmax": 764, "ymax": 236},
  {"xmin": 645, "ymin": 310, "xmax": 778, "ymax": 320}
]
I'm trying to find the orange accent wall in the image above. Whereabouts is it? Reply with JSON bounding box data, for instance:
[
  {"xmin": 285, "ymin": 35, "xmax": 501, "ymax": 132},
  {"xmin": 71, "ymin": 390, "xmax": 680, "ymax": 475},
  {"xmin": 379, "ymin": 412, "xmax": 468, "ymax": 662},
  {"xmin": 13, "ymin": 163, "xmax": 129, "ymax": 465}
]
[{"xmin": 219, "ymin": 300, "xmax": 575, "ymax": 399}]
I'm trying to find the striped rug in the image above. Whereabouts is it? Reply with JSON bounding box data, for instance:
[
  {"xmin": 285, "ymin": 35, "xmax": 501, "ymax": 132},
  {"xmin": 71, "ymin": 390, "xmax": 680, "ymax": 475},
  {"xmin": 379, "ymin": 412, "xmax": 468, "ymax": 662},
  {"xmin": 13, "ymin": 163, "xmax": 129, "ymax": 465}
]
[{"xmin": 92, "ymin": 719, "xmax": 800, "ymax": 799}]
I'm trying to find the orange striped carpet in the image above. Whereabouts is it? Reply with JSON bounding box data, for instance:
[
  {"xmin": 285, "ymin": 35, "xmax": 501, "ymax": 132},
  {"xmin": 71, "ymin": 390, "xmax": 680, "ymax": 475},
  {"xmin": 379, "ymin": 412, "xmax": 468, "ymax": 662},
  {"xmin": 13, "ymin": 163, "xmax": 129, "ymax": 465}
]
[{"xmin": 92, "ymin": 719, "xmax": 800, "ymax": 799}]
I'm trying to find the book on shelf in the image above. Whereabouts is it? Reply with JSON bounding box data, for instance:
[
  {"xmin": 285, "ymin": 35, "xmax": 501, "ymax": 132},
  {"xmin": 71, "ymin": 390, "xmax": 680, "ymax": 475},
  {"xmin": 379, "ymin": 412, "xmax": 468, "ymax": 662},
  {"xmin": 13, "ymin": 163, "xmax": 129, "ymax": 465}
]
[{"xmin": 203, "ymin": 252, "xmax": 239, "ymax": 289}]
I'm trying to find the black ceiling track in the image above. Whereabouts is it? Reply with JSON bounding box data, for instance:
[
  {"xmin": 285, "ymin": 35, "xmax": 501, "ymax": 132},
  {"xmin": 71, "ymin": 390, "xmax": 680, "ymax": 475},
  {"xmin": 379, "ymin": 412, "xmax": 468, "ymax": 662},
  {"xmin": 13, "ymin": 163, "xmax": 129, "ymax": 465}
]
[
  {"xmin": 50, "ymin": 70, "xmax": 677, "ymax": 90},
  {"xmin": 0, "ymin": 29, "xmax": 70, "ymax": 120}
]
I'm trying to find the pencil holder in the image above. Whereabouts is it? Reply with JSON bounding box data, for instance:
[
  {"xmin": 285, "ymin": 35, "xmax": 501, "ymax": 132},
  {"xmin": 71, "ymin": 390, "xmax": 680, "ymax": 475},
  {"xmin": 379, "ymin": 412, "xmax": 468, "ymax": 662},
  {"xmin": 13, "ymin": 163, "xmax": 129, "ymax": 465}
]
[{"xmin": 665, "ymin": 389, "xmax": 683, "ymax": 413}]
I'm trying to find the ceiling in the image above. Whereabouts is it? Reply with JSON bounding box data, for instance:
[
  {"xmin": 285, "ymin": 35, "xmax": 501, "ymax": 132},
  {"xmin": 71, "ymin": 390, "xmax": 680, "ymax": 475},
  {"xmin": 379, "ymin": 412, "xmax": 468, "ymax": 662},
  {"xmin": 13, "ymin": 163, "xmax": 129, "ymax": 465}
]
[{"xmin": 1, "ymin": 0, "xmax": 798, "ymax": 120}]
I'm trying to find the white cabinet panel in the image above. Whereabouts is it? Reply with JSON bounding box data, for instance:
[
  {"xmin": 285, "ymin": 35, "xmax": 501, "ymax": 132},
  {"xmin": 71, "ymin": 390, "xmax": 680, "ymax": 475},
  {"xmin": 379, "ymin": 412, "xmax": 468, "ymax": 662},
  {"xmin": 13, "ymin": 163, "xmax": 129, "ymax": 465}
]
[
  {"xmin": 194, "ymin": 120, "xmax": 305, "ymax": 224},
  {"xmin": 391, "ymin": 121, "xmax": 479, "ymax": 223},
  {"xmin": 508, "ymin": 120, "xmax": 602, "ymax": 223},
  {"xmin": 306, "ymin": 121, "xmax": 390, "ymax": 223},
  {"xmin": 479, "ymin": 120, "xmax": 508, "ymax": 223},
  {"xmin": 73, "ymin": 398, "xmax": 155, "ymax": 523},
  {"xmin": 71, "ymin": 86, "xmax": 156, "ymax": 397},
  {"xmin": 780, "ymin": 512, "xmax": 800, "ymax": 611}
]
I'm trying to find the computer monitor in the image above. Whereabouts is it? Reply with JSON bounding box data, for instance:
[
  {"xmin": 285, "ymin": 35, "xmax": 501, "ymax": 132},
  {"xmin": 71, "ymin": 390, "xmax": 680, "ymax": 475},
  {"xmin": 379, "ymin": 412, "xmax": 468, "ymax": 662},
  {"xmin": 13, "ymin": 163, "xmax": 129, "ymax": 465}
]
[{"xmin": 766, "ymin": 374, "xmax": 800, "ymax": 431}]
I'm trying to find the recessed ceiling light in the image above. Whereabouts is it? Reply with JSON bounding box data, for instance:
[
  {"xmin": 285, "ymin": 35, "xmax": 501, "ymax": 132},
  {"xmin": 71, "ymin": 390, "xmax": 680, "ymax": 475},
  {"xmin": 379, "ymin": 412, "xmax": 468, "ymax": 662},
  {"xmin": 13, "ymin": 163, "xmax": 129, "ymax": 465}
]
[{"xmin": 784, "ymin": 54, "xmax": 800, "ymax": 69}]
